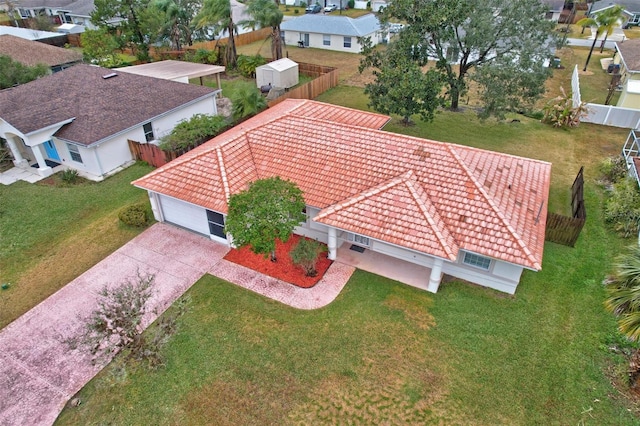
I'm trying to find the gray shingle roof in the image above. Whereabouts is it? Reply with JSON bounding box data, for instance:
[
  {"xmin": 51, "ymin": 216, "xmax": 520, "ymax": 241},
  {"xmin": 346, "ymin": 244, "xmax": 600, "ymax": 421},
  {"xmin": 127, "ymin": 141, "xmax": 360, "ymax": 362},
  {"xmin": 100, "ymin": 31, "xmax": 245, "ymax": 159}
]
[
  {"xmin": 0, "ymin": 64, "xmax": 217, "ymax": 145},
  {"xmin": 0, "ymin": 35, "xmax": 82, "ymax": 67},
  {"xmin": 14, "ymin": 0, "xmax": 95, "ymax": 16},
  {"xmin": 616, "ymin": 39, "xmax": 640, "ymax": 71},
  {"xmin": 280, "ymin": 13, "xmax": 381, "ymax": 37},
  {"xmin": 590, "ymin": 1, "xmax": 640, "ymax": 14}
]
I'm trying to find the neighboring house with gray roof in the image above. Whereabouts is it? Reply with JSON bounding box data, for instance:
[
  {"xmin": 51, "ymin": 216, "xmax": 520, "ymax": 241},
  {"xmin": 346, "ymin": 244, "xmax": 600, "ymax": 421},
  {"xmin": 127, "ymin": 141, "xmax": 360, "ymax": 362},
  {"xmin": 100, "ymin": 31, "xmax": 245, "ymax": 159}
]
[
  {"xmin": 0, "ymin": 64, "xmax": 220, "ymax": 180},
  {"xmin": 0, "ymin": 35, "xmax": 82, "ymax": 72},
  {"xmin": 589, "ymin": 1, "xmax": 640, "ymax": 26},
  {"xmin": 280, "ymin": 13, "xmax": 386, "ymax": 53},
  {"xmin": 13, "ymin": 0, "xmax": 99, "ymax": 29}
]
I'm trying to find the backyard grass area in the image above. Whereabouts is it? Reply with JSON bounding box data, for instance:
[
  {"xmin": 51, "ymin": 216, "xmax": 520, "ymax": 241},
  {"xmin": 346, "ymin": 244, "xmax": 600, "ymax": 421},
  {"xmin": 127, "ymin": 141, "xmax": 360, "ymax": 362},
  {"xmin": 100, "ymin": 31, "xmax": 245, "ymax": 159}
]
[
  {"xmin": 0, "ymin": 163, "xmax": 153, "ymax": 328},
  {"xmin": 55, "ymin": 53, "xmax": 640, "ymax": 422},
  {"xmin": 56, "ymin": 194, "xmax": 637, "ymax": 424}
]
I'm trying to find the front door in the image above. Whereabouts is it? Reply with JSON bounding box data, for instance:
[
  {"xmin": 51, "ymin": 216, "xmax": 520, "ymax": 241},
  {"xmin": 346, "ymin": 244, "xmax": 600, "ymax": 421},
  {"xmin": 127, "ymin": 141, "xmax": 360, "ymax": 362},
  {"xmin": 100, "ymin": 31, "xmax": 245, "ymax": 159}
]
[{"xmin": 44, "ymin": 140, "xmax": 60, "ymax": 161}]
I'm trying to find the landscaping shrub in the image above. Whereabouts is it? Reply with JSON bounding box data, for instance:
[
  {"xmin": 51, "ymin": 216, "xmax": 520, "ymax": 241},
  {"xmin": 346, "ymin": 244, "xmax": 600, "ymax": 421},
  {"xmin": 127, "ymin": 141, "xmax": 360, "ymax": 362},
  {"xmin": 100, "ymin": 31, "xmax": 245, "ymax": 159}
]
[
  {"xmin": 236, "ymin": 54, "xmax": 267, "ymax": 78},
  {"xmin": 65, "ymin": 271, "xmax": 191, "ymax": 369},
  {"xmin": 600, "ymin": 155, "xmax": 627, "ymax": 185},
  {"xmin": 60, "ymin": 169, "xmax": 80, "ymax": 184},
  {"xmin": 604, "ymin": 177, "xmax": 640, "ymax": 237},
  {"xmin": 290, "ymin": 238, "xmax": 326, "ymax": 277},
  {"xmin": 542, "ymin": 87, "xmax": 588, "ymax": 127},
  {"xmin": 231, "ymin": 85, "xmax": 267, "ymax": 121},
  {"xmin": 118, "ymin": 203, "xmax": 149, "ymax": 227},
  {"xmin": 159, "ymin": 114, "xmax": 228, "ymax": 153},
  {"xmin": 184, "ymin": 48, "xmax": 218, "ymax": 65},
  {"xmin": 348, "ymin": 0, "xmax": 355, "ymax": 8}
]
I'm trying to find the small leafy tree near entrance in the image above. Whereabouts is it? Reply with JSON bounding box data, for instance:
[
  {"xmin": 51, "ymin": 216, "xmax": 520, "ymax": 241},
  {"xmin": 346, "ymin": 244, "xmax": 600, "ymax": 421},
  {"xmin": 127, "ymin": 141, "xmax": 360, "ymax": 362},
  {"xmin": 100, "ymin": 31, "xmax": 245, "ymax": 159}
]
[
  {"xmin": 290, "ymin": 238, "xmax": 326, "ymax": 277},
  {"xmin": 225, "ymin": 177, "xmax": 306, "ymax": 261},
  {"xmin": 604, "ymin": 246, "xmax": 640, "ymax": 386}
]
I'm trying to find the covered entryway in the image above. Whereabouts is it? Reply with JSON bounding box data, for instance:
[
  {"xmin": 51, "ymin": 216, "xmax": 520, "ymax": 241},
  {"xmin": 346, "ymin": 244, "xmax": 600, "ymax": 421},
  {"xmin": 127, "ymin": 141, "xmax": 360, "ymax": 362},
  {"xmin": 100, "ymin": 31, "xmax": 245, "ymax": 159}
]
[{"xmin": 336, "ymin": 242, "xmax": 432, "ymax": 290}]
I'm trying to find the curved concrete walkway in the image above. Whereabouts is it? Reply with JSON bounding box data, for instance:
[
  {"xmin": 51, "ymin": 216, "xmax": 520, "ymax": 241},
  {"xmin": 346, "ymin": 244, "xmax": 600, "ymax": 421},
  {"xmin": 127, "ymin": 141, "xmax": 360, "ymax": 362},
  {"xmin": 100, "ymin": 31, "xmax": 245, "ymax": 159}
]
[{"xmin": 0, "ymin": 223, "xmax": 354, "ymax": 426}]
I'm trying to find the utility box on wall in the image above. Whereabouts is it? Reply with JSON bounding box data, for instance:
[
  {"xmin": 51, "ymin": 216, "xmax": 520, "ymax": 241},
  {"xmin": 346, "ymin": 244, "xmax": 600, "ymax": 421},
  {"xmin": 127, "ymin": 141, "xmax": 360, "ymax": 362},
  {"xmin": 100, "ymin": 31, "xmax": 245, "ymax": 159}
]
[{"xmin": 256, "ymin": 58, "xmax": 299, "ymax": 89}]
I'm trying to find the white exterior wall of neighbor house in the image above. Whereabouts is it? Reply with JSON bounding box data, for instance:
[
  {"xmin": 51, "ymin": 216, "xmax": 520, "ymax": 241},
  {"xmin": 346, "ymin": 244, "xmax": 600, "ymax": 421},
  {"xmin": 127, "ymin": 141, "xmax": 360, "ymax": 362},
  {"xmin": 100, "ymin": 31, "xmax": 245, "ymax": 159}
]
[
  {"xmin": 283, "ymin": 31, "xmax": 381, "ymax": 53},
  {"xmin": 53, "ymin": 96, "xmax": 217, "ymax": 180}
]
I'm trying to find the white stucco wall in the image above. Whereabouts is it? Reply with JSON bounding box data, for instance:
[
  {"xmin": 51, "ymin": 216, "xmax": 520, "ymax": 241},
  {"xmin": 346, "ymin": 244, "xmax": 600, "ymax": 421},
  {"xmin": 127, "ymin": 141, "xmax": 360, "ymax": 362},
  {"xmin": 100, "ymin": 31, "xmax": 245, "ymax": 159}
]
[
  {"xmin": 55, "ymin": 95, "xmax": 217, "ymax": 180},
  {"xmin": 283, "ymin": 30, "xmax": 384, "ymax": 53}
]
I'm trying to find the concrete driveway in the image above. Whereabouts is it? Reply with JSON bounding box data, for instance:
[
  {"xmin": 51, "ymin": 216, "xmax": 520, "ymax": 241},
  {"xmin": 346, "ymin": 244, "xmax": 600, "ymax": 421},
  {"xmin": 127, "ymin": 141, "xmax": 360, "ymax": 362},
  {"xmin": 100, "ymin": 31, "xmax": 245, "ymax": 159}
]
[{"xmin": 0, "ymin": 223, "xmax": 353, "ymax": 425}]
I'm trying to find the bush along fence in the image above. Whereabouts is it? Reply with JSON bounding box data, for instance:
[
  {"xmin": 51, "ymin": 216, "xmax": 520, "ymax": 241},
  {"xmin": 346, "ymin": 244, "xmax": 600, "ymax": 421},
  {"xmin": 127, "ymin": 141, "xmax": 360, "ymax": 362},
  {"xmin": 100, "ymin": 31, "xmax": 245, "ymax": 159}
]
[{"xmin": 545, "ymin": 166, "xmax": 586, "ymax": 247}]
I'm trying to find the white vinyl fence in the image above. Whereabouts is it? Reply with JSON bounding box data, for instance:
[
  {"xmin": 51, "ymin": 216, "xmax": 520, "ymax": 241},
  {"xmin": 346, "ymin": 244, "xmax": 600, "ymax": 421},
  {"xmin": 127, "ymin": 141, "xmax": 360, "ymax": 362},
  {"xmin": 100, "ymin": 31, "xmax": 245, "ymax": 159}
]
[{"xmin": 572, "ymin": 65, "xmax": 640, "ymax": 128}]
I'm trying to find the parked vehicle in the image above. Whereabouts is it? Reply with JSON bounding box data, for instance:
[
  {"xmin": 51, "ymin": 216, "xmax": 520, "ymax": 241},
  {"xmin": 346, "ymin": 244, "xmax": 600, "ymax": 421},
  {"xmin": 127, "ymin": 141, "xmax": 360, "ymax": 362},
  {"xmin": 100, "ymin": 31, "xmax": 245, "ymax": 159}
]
[
  {"xmin": 389, "ymin": 23, "xmax": 405, "ymax": 33},
  {"xmin": 324, "ymin": 4, "xmax": 337, "ymax": 12},
  {"xmin": 306, "ymin": 4, "xmax": 321, "ymax": 13}
]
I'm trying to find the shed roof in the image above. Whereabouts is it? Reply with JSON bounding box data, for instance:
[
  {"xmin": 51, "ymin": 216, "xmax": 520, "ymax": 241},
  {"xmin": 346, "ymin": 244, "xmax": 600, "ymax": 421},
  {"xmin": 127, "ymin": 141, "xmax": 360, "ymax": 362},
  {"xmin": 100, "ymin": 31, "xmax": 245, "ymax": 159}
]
[
  {"xmin": 133, "ymin": 99, "xmax": 551, "ymax": 270},
  {"xmin": 258, "ymin": 58, "xmax": 298, "ymax": 72},
  {"xmin": 0, "ymin": 64, "xmax": 217, "ymax": 145},
  {"xmin": 281, "ymin": 13, "xmax": 381, "ymax": 37},
  {"xmin": 115, "ymin": 60, "xmax": 225, "ymax": 81},
  {"xmin": 0, "ymin": 35, "xmax": 82, "ymax": 67}
]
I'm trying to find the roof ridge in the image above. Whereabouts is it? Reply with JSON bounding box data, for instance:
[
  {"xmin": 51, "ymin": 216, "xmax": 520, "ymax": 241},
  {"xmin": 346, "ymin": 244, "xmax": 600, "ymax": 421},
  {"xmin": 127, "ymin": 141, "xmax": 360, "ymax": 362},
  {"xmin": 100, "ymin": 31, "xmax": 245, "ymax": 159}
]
[
  {"xmin": 215, "ymin": 145, "xmax": 231, "ymax": 202},
  {"xmin": 403, "ymin": 173, "xmax": 459, "ymax": 261},
  {"xmin": 447, "ymin": 145, "xmax": 540, "ymax": 268},
  {"xmin": 315, "ymin": 171, "xmax": 412, "ymax": 220}
]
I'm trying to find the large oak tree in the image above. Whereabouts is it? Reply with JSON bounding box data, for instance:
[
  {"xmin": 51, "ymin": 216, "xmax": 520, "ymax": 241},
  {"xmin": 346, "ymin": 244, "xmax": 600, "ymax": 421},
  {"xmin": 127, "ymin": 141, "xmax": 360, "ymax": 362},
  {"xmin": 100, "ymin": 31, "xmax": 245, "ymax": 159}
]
[{"xmin": 366, "ymin": 0, "xmax": 559, "ymax": 118}]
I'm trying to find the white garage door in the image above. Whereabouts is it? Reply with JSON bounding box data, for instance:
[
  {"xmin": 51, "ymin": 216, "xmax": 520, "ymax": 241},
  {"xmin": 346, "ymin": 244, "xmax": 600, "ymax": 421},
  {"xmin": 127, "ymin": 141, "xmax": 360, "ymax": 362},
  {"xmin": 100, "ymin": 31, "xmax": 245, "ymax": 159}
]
[{"xmin": 158, "ymin": 195, "xmax": 210, "ymax": 236}]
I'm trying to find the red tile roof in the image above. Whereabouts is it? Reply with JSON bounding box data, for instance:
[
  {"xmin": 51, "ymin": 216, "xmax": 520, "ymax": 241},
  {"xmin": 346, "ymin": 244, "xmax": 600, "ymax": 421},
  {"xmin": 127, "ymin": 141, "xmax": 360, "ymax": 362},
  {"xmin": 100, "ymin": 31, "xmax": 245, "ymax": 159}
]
[{"xmin": 133, "ymin": 99, "xmax": 551, "ymax": 270}]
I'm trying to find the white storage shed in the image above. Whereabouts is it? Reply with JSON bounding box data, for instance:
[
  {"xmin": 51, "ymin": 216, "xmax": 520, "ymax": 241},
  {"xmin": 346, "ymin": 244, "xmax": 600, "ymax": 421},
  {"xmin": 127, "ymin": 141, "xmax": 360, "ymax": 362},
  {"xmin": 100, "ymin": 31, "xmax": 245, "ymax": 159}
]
[{"xmin": 256, "ymin": 58, "xmax": 299, "ymax": 89}]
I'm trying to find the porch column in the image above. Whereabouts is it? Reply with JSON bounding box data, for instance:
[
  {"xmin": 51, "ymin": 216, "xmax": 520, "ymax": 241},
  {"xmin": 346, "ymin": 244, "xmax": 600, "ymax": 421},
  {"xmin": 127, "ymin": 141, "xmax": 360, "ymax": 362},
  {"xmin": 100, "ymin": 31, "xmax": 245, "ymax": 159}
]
[
  {"xmin": 6, "ymin": 136, "xmax": 27, "ymax": 167},
  {"xmin": 427, "ymin": 258, "xmax": 444, "ymax": 293},
  {"xmin": 327, "ymin": 227, "xmax": 337, "ymax": 260},
  {"xmin": 32, "ymin": 144, "xmax": 53, "ymax": 177}
]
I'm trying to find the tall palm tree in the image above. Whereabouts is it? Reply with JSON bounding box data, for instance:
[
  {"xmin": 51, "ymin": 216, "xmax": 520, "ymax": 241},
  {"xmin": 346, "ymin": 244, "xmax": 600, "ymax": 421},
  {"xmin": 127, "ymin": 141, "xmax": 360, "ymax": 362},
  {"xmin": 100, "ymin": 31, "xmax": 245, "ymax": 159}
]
[
  {"xmin": 154, "ymin": 0, "xmax": 194, "ymax": 50},
  {"xmin": 194, "ymin": 0, "xmax": 238, "ymax": 67},
  {"xmin": 597, "ymin": 5, "xmax": 626, "ymax": 53},
  {"xmin": 605, "ymin": 245, "xmax": 640, "ymax": 342},
  {"xmin": 242, "ymin": 0, "xmax": 284, "ymax": 60},
  {"xmin": 577, "ymin": 5, "xmax": 624, "ymax": 71}
]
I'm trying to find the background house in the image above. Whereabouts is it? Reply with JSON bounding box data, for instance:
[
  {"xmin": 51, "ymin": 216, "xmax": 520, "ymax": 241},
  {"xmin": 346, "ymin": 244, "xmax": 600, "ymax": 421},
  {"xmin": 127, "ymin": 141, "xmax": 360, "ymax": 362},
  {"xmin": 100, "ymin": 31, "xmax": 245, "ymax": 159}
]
[
  {"xmin": 589, "ymin": 0, "xmax": 640, "ymax": 26},
  {"xmin": 0, "ymin": 34, "xmax": 82, "ymax": 72},
  {"xmin": 12, "ymin": 0, "xmax": 98, "ymax": 28},
  {"xmin": 133, "ymin": 99, "xmax": 551, "ymax": 295},
  {"xmin": 613, "ymin": 39, "xmax": 640, "ymax": 108},
  {"xmin": 0, "ymin": 64, "xmax": 220, "ymax": 181},
  {"xmin": 280, "ymin": 13, "xmax": 386, "ymax": 53}
]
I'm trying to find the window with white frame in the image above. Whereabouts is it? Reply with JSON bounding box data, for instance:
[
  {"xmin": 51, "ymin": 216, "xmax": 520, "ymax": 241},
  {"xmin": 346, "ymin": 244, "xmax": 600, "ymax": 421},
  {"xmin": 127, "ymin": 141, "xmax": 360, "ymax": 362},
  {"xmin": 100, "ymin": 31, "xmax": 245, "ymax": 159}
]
[
  {"xmin": 67, "ymin": 143, "xmax": 83, "ymax": 163},
  {"xmin": 463, "ymin": 252, "xmax": 491, "ymax": 270},
  {"xmin": 143, "ymin": 122, "xmax": 154, "ymax": 142},
  {"xmin": 323, "ymin": 34, "xmax": 331, "ymax": 46},
  {"xmin": 343, "ymin": 36, "xmax": 352, "ymax": 48}
]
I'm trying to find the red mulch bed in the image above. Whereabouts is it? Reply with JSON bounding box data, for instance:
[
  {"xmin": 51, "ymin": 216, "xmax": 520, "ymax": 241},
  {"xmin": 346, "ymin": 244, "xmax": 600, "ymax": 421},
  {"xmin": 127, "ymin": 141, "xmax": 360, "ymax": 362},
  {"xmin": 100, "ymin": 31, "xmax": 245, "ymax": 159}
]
[{"xmin": 223, "ymin": 235, "xmax": 332, "ymax": 288}]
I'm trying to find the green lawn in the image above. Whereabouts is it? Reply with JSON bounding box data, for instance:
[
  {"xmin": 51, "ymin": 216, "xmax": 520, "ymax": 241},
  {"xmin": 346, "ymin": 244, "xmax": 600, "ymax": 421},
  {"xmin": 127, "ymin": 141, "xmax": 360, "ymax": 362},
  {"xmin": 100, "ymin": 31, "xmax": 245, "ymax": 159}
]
[{"xmin": 0, "ymin": 163, "xmax": 153, "ymax": 328}]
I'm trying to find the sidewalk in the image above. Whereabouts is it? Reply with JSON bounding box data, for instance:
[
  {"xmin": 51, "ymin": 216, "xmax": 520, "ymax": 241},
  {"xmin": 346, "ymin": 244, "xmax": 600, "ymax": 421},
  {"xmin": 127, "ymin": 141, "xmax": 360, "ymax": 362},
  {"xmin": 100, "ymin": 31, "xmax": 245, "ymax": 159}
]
[{"xmin": 0, "ymin": 223, "xmax": 353, "ymax": 425}]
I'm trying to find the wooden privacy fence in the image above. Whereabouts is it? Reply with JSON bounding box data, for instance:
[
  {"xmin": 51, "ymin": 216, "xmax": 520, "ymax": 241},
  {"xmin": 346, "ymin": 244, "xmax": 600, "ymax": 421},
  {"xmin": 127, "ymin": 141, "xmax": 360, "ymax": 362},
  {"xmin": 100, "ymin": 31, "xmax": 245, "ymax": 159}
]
[
  {"xmin": 188, "ymin": 28, "xmax": 272, "ymax": 51},
  {"xmin": 545, "ymin": 167, "xmax": 586, "ymax": 247},
  {"xmin": 128, "ymin": 140, "xmax": 177, "ymax": 168},
  {"xmin": 268, "ymin": 63, "xmax": 339, "ymax": 107}
]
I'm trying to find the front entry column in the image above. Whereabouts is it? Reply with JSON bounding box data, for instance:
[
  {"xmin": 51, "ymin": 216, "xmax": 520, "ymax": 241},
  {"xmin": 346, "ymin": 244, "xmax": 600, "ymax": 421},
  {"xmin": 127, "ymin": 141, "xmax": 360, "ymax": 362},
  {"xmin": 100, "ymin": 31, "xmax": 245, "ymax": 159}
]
[
  {"xmin": 6, "ymin": 136, "xmax": 27, "ymax": 167},
  {"xmin": 327, "ymin": 228, "xmax": 337, "ymax": 260},
  {"xmin": 427, "ymin": 258, "xmax": 444, "ymax": 293},
  {"xmin": 32, "ymin": 144, "xmax": 53, "ymax": 177}
]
